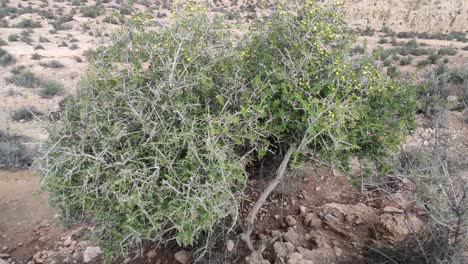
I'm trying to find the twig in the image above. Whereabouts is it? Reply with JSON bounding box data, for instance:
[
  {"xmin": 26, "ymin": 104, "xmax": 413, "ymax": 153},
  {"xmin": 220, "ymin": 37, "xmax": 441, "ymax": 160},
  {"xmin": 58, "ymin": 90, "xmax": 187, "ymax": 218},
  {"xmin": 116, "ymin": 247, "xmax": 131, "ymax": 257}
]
[{"xmin": 240, "ymin": 143, "xmax": 297, "ymax": 254}]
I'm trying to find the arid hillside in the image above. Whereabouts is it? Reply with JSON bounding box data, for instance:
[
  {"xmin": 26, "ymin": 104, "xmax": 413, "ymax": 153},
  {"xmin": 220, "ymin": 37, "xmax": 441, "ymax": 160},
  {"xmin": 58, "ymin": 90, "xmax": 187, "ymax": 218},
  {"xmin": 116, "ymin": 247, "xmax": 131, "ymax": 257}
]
[{"xmin": 344, "ymin": 0, "xmax": 468, "ymax": 32}]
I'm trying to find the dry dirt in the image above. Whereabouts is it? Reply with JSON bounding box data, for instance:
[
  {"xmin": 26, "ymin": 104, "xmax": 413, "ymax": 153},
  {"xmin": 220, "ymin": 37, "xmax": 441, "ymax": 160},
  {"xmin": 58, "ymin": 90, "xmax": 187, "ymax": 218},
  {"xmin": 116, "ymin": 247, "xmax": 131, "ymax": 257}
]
[
  {"xmin": 0, "ymin": 170, "xmax": 61, "ymax": 260},
  {"xmin": 0, "ymin": 0, "xmax": 467, "ymax": 263},
  {"xmin": 344, "ymin": 0, "xmax": 468, "ymax": 33}
]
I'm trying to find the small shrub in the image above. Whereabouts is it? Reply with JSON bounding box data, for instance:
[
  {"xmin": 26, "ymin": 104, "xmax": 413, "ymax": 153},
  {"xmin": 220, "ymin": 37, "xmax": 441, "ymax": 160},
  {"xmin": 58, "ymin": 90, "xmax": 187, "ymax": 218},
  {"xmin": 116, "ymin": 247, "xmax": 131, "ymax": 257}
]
[
  {"xmin": 39, "ymin": 60, "xmax": 64, "ymax": 68},
  {"xmin": 0, "ymin": 38, "xmax": 7, "ymax": 45},
  {"xmin": 80, "ymin": 5, "xmax": 101, "ymax": 18},
  {"xmin": 373, "ymin": 47, "xmax": 396, "ymax": 61},
  {"xmin": 463, "ymin": 46, "xmax": 468, "ymax": 51},
  {"xmin": 405, "ymin": 39, "xmax": 419, "ymax": 49},
  {"xmin": 20, "ymin": 34, "xmax": 33, "ymax": 44},
  {"xmin": 8, "ymin": 33, "xmax": 18, "ymax": 41},
  {"xmin": 378, "ymin": 38, "xmax": 388, "ymax": 44},
  {"xmin": 399, "ymin": 56, "xmax": 413, "ymax": 66},
  {"xmin": 0, "ymin": 18, "xmax": 8, "ymax": 27},
  {"xmin": 40, "ymin": 79, "xmax": 63, "ymax": 98},
  {"xmin": 13, "ymin": 18, "xmax": 41, "ymax": 28},
  {"xmin": 58, "ymin": 41, "xmax": 68, "ymax": 47},
  {"xmin": 397, "ymin": 31, "xmax": 417, "ymax": 38},
  {"xmin": 392, "ymin": 54, "xmax": 401, "ymax": 61},
  {"xmin": 39, "ymin": 35, "xmax": 49, "ymax": 42},
  {"xmin": 11, "ymin": 105, "xmax": 43, "ymax": 121},
  {"xmin": 49, "ymin": 29, "xmax": 58, "ymax": 34},
  {"xmin": 448, "ymin": 31, "xmax": 467, "ymax": 42},
  {"xmin": 383, "ymin": 57, "xmax": 392, "ymax": 67},
  {"xmin": 5, "ymin": 70, "xmax": 40, "ymax": 87},
  {"xmin": 34, "ymin": 44, "xmax": 45, "ymax": 50},
  {"xmin": 417, "ymin": 65, "xmax": 468, "ymax": 115},
  {"xmin": 361, "ymin": 26, "xmax": 374, "ymax": 36},
  {"xmin": 10, "ymin": 65, "xmax": 25, "ymax": 74},
  {"xmin": 410, "ymin": 48, "xmax": 432, "ymax": 56},
  {"xmin": 382, "ymin": 25, "xmax": 395, "ymax": 37},
  {"xmin": 416, "ymin": 59, "xmax": 430, "ymax": 68},
  {"xmin": 39, "ymin": 9, "xmax": 54, "ymax": 19},
  {"xmin": 31, "ymin": 52, "xmax": 42, "ymax": 60},
  {"xmin": 71, "ymin": 0, "xmax": 81, "ymax": 6},
  {"xmin": 387, "ymin": 65, "xmax": 400, "ymax": 78},
  {"xmin": 73, "ymin": 56, "xmax": 82, "ymax": 63},
  {"xmin": 7, "ymin": 88, "xmax": 21, "ymax": 97},
  {"xmin": 437, "ymin": 47, "xmax": 458, "ymax": 56},
  {"xmin": 103, "ymin": 15, "xmax": 121, "ymax": 24},
  {"xmin": 427, "ymin": 53, "xmax": 441, "ymax": 64},
  {"xmin": 0, "ymin": 131, "xmax": 33, "ymax": 168},
  {"xmin": 0, "ymin": 48, "xmax": 15, "ymax": 66},
  {"xmin": 69, "ymin": 43, "xmax": 78, "ymax": 50}
]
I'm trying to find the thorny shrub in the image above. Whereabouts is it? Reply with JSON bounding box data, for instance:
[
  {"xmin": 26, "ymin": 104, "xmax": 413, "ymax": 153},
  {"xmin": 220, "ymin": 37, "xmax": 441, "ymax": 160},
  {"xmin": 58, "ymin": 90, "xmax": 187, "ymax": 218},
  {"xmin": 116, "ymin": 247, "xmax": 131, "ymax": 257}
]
[{"xmin": 38, "ymin": 0, "xmax": 416, "ymax": 259}]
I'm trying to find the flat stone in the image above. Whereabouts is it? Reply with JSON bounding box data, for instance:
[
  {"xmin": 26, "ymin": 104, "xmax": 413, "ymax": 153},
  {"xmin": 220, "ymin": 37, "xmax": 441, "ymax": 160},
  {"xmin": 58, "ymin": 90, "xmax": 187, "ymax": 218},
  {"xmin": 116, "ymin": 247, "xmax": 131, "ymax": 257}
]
[
  {"xmin": 83, "ymin": 246, "xmax": 102, "ymax": 263},
  {"xmin": 174, "ymin": 250, "xmax": 192, "ymax": 264}
]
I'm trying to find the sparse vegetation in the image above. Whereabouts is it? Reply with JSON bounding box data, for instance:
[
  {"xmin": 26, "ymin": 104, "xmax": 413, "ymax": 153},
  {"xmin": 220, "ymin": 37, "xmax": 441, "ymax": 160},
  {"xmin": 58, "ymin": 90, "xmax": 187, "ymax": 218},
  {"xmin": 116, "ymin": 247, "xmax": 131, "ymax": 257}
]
[
  {"xmin": 71, "ymin": 0, "xmax": 81, "ymax": 6},
  {"xmin": 417, "ymin": 65, "xmax": 468, "ymax": 115},
  {"xmin": 396, "ymin": 31, "xmax": 468, "ymax": 43},
  {"xmin": 437, "ymin": 46, "xmax": 458, "ymax": 56},
  {"xmin": 0, "ymin": 38, "xmax": 6, "ymax": 45},
  {"xmin": 399, "ymin": 56, "xmax": 413, "ymax": 66},
  {"xmin": 5, "ymin": 70, "xmax": 40, "ymax": 88},
  {"xmin": 0, "ymin": 48, "xmax": 15, "ymax": 66},
  {"xmin": 369, "ymin": 70, "xmax": 467, "ymax": 262},
  {"xmin": 34, "ymin": 44, "xmax": 45, "ymax": 50},
  {"xmin": 39, "ymin": 79, "xmax": 63, "ymax": 98},
  {"xmin": 11, "ymin": 105, "xmax": 43, "ymax": 121},
  {"xmin": 13, "ymin": 18, "xmax": 41, "ymax": 28},
  {"xmin": 0, "ymin": 131, "xmax": 33, "ymax": 168},
  {"xmin": 58, "ymin": 41, "xmax": 68, "ymax": 47},
  {"xmin": 69, "ymin": 43, "xmax": 78, "ymax": 50},
  {"xmin": 80, "ymin": 5, "xmax": 102, "ymax": 18},
  {"xmin": 31, "ymin": 52, "xmax": 42, "ymax": 60},
  {"xmin": 382, "ymin": 25, "xmax": 396, "ymax": 37},
  {"xmin": 416, "ymin": 59, "xmax": 430, "ymax": 68},
  {"xmin": 8, "ymin": 33, "xmax": 18, "ymax": 41},
  {"xmin": 378, "ymin": 38, "xmax": 388, "ymax": 44},
  {"xmin": 39, "ymin": 60, "xmax": 64, "ymax": 68},
  {"xmin": 102, "ymin": 15, "xmax": 121, "ymax": 24},
  {"xmin": 39, "ymin": 35, "xmax": 50, "ymax": 42},
  {"xmin": 10, "ymin": 65, "xmax": 25, "ymax": 74},
  {"xmin": 427, "ymin": 53, "xmax": 441, "ymax": 64},
  {"xmin": 350, "ymin": 44, "xmax": 366, "ymax": 55}
]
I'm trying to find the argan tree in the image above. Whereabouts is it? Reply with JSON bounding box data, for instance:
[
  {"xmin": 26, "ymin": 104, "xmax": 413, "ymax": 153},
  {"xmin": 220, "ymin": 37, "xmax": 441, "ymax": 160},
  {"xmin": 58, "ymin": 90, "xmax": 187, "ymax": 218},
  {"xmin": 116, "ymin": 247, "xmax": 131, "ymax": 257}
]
[{"xmin": 38, "ymin": 0, "xmax": 416, "ymax": 259}]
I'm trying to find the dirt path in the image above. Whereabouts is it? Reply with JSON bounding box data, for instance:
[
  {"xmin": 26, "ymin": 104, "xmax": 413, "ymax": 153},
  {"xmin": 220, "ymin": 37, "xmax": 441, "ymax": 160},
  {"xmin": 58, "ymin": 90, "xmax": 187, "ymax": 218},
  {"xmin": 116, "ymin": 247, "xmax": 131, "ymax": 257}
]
[{"xmin": 0, "ymin": 169, "xmax": 60, "ymax": 261}]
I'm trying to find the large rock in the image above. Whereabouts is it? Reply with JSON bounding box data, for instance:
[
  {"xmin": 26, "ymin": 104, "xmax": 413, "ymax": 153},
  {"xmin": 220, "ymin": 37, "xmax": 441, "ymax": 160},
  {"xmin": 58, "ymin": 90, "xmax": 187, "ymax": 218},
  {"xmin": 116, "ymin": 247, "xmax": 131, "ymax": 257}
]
[
  {"xmin": 283, "ymin": 228, "xmax": 302, "ymax": 245},
  {"xmin": 285, "ymin": 216, "xmax": 297, "ymax": 227},
  {"xmin": 297, "ymin": 247, "xmax": 335, "ymax": 263},
  {"xmin": 321, "ymin": 203, "xmax": 378, "ymax": 225},
  {"xmin": 304, "ymin": 212, "xmax": 322, "ymax": 228},
  {"xmin": 380, "ymin": 213, "xmax": 424, "ymax": 241},
  {"xmin": 273, "ymin": 242, "xmax": 289, "ymax": 259},
  {"xmin": 286, "ymin": 252, "xmax": 313, "ymax": 264},
  {"xmin": 83, "ymin": 246, "xmax": 102, "ymax": 263},
  {"xmin": 286, "ymin": 252, "xmax": 302, "ymax": 264},
  {"xmin": 174, "ymin": 250, "xmax": 192, "ymax": 264}
]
